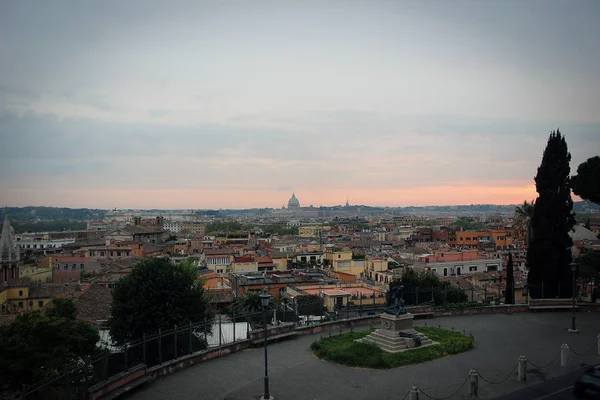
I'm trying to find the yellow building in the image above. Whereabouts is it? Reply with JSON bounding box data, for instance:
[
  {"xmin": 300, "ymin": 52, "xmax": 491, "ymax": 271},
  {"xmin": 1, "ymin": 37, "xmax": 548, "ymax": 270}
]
[
  {"xmin": 230, "ymin": 257, "xmax": 258, "ymax": 273},
  {"xmin": 0, "ymin": 281, "xmax": 61, "ymax": 314},
  {"xmin": 298, "ymin": 225, "xmax": 330, "ymax": 238},
  {"xmin": 333, "ymin": 260, "xmax": 366, "ymax": 279},
  {"xmin": 271, "ymin": 255, "xmax": 289, "ymax": 271},
  {"xmin": 19, "ymin": 265, "xmax": 52, "ymax": 283},
  {"xmin": 181, "ymin": 222, "xmax": 205, "ymax": 235},
  {"xmin": 324, "ymin": 246, "xmax": 353, "ymax": 266},
  {"xmin": 365, "ymin": 258, "xmax": 388, "ymax": 280}
]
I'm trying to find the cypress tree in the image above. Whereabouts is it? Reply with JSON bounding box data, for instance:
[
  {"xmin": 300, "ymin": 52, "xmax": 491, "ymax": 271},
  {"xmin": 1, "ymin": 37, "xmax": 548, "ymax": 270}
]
[
  {"xmin": 505, "ymin": 253, "xmax": 515, "ymax": 304},
  {"xmin": 526, "ymin": 129, "xmax": 575, "ymax": 298}
]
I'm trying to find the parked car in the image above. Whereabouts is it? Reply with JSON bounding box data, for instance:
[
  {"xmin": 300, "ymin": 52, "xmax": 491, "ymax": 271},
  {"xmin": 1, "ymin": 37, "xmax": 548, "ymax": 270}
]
[{"xmin": 574, "ymin": 365, "xmax": 600, "ymax": 399}]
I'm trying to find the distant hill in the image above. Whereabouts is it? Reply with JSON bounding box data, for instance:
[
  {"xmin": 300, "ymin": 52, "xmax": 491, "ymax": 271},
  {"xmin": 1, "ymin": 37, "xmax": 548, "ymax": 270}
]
[
  {"xmin": 0, "ymin": 207, "xmax": 107, "ymax": 222},
  {"xmin": 2, "ymin": 201, "xmax": 597, "ymax": 222}
]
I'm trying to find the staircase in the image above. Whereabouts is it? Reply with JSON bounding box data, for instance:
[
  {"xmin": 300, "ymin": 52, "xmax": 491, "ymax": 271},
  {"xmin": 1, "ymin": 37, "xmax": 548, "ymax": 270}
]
[{"xmin": 359, "ymin": 329, "xmax": 434, "ymax": 353}]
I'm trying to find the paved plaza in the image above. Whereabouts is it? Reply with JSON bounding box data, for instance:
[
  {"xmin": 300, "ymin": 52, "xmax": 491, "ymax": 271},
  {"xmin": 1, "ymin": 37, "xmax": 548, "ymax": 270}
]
[{"xmin": 126, "ymin": 312, "xmax": 600, "ymax": 400}]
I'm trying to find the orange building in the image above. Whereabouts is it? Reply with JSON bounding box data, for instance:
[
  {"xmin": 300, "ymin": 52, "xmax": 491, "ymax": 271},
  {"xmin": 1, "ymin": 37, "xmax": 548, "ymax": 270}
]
[{"xmin": 454, "ymin": 230, "xmax": 513, "ymax": 250}]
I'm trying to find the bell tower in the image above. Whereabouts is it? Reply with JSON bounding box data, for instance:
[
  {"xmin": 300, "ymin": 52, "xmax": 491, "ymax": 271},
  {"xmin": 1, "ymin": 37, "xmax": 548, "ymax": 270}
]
[{"xmin": 0, "ymin": 217, "xmax": 19, "ymax": 285}]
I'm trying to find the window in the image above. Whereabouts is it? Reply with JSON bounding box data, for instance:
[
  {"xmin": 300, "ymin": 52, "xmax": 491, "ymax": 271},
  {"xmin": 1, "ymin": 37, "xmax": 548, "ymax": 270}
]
[
  {"xmin": 443, "ymin": 268, "xmax": 448, "ymax": 277},
  {"xmin": 80, "ymin": 264, "xmax": 85, "ymax": 269},
  {"xmin": 18, "ymin": 290, "xmax": 23, "ymax": 296},
  {"xmin": 456, "ymin": 267, "xmax": 461, "ymax": 275},
  {"xmin": 469, "ymin": 266, "xmax": 478, "ymax": 272},
  {"xmin": 71, "ymin": 264, "xmax": 76, "ymax": 270},
  {"xmin": 117, "ymin": 252, "xmax": 121, "ymax": 257},
  {"xmin": 63, "ymin": 265, "xmax": 68, "ymax": 270},
  {"xmin": 38, "ymin": 301, "xmax": 44, "ymax": 307},
  {"xmin": 18, "ymin": 302, "xmax": 23, "ymax": 308}
]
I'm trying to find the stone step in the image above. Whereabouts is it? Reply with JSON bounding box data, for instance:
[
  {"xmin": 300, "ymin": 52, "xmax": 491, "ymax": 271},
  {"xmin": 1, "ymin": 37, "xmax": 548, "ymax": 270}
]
[{"xmin": 361, "ymin": 338, "xmax": 408, "ymax": 352}]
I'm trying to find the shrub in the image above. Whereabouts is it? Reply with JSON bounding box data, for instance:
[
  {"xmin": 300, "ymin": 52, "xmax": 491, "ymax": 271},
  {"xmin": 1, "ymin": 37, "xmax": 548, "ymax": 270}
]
[{"xmin": 310, "ymin": 327, "xmax": 474, "ymax": 369}]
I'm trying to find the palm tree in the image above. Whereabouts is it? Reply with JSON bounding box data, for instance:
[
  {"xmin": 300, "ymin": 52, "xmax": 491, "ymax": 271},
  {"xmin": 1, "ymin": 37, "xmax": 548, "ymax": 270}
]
[
  {"xmin": 514, "ymin": 200, "xmax": 535, "ymax": 246},
  {"xmin": 230, "ymin": 291, "xmax": 263, "ymax": 315}
]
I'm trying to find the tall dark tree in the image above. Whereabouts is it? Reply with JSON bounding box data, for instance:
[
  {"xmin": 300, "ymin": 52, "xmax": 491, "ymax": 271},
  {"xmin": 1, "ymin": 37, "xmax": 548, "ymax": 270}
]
[
  {"xmin": 571, "ymin": 155, "xmax": 600, "ymax": 205},
  {"xmin": 0, "ymin": 299, "xmax": 99, "ymax": 390},
  {"xmin": 504, "ymin": 253, "xmax": 515, "ymax": 304},
  {"xmin": 109, "ymin": 258, "xmax": 213, "ymax": 345},
  {"xmin": 527, "ymin": 130, "xmax": 575, "ymax": 298}
]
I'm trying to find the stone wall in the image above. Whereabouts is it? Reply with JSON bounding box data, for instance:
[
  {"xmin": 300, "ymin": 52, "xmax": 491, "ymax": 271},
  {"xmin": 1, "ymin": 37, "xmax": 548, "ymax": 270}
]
[{"xmin": 147, "ymin": 340, "xmax": 252, "ymax": 378}]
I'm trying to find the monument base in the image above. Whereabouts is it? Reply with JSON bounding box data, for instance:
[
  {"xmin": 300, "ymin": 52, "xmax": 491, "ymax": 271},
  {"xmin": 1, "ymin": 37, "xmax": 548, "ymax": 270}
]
[{"xmin": 358, "ymin": 313, "xmax": 435, "ymax": 353}]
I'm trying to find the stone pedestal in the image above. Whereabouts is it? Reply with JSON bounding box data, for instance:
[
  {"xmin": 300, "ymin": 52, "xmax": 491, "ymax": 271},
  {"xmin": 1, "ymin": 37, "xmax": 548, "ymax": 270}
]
[
  {"xmin": 380, "ymin": 313, "xmax": 414, "ymax": 331},
  {"xmin": 358, "ymin": 313, "xmax": 434, "ymax": 353}
]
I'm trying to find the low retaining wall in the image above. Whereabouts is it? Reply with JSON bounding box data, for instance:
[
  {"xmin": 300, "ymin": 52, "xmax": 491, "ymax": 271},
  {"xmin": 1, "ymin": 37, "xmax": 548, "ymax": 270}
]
[
  {"xmin": 434, "ymin": 304, "xmax": 529, "ymax": 317},
  {"xmin": 89, "ymin": 364, "xmax": 147, "ymax": 400},
  {"xmin": 147, "ymin": 340, "xmax": 252, "ymax": 378}
]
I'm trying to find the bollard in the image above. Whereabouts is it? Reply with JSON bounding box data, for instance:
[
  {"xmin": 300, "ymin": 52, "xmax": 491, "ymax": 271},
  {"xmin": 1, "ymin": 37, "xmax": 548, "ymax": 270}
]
[
  {"xmin": 409, "ymin": 385, "xmax": 419, "ymax": 400},
  {"xmin": 561, "ymin": 343, "xmax": 569, "ymax": 367},
  {"xmin": 518, "ymin": 355, "xmax": 527, "ymax": 382},
  {"xmin": 598, "ymin": 334, "xmax": 600, "ymax": 356},
  {"xmin": 469, "ymin": 369, "xmax": 479, "ymax": 399}
]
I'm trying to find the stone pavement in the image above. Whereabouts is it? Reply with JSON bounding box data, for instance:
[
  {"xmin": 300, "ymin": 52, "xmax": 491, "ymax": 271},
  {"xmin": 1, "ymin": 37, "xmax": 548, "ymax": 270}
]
[{"xmin": 125, "ymin": 313, "xmax": 600, "ymax": 400}]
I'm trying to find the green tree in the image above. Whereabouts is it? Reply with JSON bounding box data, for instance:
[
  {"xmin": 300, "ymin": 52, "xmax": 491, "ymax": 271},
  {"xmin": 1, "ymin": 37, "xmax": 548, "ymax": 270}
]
[
  {"xmin": 296, "ymin": 295, "xmax": 324, "ymax": 315},
  {"xmin": 230, "ymin": 291, "xmax": 264, "ymax": 315},
  {"xmin": 527, "ymin": 130, "xmax": 575, "ymax": 298},
  {"xmin": 109, "ymin": 258, "xmax": 213, "ymax": 345},
  {"xmin": 577, "ymin": 250, "xmax": 600, "ymax": 303},
  {"xmin": 0, "ymin": 299, "xmax": 99, "ymax": 390},
  {"xmin": 391, "ymin": 268, "xmax": 467, "ymax": 306},
  {"xmin": 571, "ymin": 156, "xmax": 600, "ymax": 205},
  {"xmin": 46, "ymin": 297, "xmax": 77, "ymax": 319},
  {"xmin": 514, "ymin": 200, "xmax": 535, "ymax": 246},
  {"xmin": 505, "ymin": 253, "xmax": 515, "ymax": 304},
  {"xmin": 204, "ymin": 220, "xmax": 243, "ymax": 234}
]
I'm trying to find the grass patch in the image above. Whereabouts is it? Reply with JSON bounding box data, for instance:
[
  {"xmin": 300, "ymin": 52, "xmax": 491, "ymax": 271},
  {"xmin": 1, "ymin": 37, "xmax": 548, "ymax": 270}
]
[{"xmin": 310, "ymin": 327, "xmax": 474, "ymax": 369}]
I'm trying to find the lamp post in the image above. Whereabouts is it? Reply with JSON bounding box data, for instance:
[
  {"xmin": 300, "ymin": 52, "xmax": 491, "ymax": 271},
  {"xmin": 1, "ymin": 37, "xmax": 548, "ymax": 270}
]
[
  {"xmin": 569, "ymin": 261, "xmax": 578, "ymax": 333},
  {"xmin": 260, "ymin": 291, "xmax": 273, "ymax": 399}
]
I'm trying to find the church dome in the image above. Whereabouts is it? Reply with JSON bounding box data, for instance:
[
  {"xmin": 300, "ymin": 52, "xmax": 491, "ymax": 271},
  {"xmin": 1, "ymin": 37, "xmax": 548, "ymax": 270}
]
[{"xmin": 288, "ymin": 193, "xmax": 300, "ymax": 208}]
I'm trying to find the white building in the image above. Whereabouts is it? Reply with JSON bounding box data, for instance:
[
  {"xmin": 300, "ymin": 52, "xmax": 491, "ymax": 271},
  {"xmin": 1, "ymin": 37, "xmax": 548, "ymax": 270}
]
[
  {"xmin": 163, "ymin": 220, "xmax": 182, "ymax": 233},
  {"xmin": 418, "ymin": 259, "xmax": 503, "ymax": 277},
  {"xmin": 14, "ymin": 234, "xmax": 75, "ymax": 250}
]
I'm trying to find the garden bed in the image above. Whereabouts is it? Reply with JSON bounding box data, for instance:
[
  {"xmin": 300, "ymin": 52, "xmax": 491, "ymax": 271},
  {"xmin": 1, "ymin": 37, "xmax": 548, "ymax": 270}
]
[{"xmin": 310, "ymin": 327, "xmax": 474, "ymax": 369}]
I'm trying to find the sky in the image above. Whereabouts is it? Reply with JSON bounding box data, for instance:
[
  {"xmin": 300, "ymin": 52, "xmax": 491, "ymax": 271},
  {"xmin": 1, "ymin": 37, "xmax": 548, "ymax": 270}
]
[{"xmin": 1, "ymin": 0, "xmax": 599, "ymax": 209}]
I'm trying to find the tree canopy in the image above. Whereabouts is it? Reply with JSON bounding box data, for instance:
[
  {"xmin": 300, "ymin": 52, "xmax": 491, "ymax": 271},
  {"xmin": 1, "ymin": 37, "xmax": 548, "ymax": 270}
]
[
  {"xmin": 109, "ymin": 258, "xmax": 213, "ymax": 345},
  {"xmin": 505, "ymin": 253, "xmax": 515, "ymax": 304},
  {"xmin": 571, "ymin": 156, "xmax": 600, "ymax": 205},
  {"xmin": 527, "ymin": 130, "xmax": 575, "ymax": 298},
  {"xmin": 391, "ymin": 268, "xmax": 468, "ymax": 305},
  {"xmin": 0, "ymin": 298, "xmax": 99, "ymax": 390},
  {"xmin": 514, "ymin": 200, "xmax": 535, "ymax": 246}
]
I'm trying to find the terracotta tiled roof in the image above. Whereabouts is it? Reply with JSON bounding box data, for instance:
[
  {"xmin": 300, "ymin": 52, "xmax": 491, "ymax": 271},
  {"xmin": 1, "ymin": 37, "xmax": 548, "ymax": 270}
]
[
  {"xmin": 75, "ymin": 284, "xmax": 112, "ymax": 325},
  {"xmin": 255, "ymin": 255, "xmax": 273, "ymax": 263},
  {"xmin": 122, "ymin": 226, "xmax": 164, "ymax": 235},
  {"xmin": 204, "ymin": 248, "xmax": 236, "ymax": 255},
  {"xmin": 209, "ymin": 290, "xmax": 235, "ymax": 303}
]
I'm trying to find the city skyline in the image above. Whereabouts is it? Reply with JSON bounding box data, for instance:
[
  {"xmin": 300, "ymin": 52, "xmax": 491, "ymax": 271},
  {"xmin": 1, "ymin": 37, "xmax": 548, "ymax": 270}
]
[{"xmin": 1, "ymin": 1, "xmax": 599, "ymax": 209}]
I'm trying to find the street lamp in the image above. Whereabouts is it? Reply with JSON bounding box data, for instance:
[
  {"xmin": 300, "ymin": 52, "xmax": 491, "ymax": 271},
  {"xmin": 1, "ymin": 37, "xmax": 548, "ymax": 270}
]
[
  {"xmin": 259, "ymin": 291, "xmax": 273, "ymax": 399},
  {"xmin": 569, "ymin": 261, "xmax": 578, "ymax": 333}
]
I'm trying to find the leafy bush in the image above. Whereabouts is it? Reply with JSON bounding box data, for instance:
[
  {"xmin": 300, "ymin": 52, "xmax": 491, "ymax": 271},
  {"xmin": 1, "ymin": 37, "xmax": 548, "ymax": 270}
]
[{"xmin": 311, "ymin": 327, "xmax": 474, "ymax": 369}]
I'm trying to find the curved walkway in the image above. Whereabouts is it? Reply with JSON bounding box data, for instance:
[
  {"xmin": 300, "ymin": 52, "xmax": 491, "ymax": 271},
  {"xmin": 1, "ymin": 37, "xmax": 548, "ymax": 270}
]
[{"xmin": 126, "ymin": 313, "xmax": 600, "ymax": 400}]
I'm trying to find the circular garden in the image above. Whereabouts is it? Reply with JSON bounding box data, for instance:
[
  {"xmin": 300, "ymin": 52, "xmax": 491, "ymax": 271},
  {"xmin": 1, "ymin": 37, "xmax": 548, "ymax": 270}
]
[{"xmin": 310, "ymin": 326, "xmax": 475, "ymax": 369}]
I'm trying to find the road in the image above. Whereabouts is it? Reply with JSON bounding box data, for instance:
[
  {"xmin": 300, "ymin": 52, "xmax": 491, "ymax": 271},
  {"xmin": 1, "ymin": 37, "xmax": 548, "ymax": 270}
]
[
  {"xmin": 495, "ymin": 367, "xmax": 587, "ymax": 400},
  {"xmin": 124, "ymin": 312, "xmax": 600, "ymax": 400}
]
